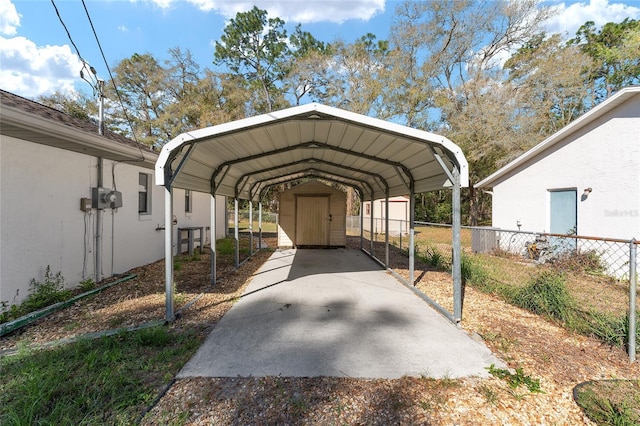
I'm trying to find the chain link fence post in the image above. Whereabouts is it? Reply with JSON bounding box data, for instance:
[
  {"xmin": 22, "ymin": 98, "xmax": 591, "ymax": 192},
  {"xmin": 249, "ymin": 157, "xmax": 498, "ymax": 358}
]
[{"xmin": 629, "ymin": 239, "xmax": 637, "ymax": 362}]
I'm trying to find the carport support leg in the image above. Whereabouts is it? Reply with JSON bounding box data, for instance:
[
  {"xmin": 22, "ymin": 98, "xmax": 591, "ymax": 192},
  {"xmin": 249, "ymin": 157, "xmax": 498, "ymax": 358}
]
[
  {"xmin": 164, "ymin": 187, "xmax": 175, "ymax": 322},
  {"xmin": 370, "ymin": 199, "xmax": 374, "ymax": 254},
  {"xmin": 210, "ymin": 194, "xmax": 216, "ymax": 286},
  {"xmin": 452, "ymin": 167, "xmax": 462, "ymax": 323},
  {"xmin": 629, "ymin": 239, "xmax": 637, "ymax": 362},
  {"xmin": 385, "ymin": 192, "xmax": 390, "ymax": 268},
  {"xmin": 259, "ymin": 202, "xmax": 263, "ymax": 251},
  {"xmin": 249, "ymin": 201, "xmax": 253, "ymax": 256},
  {"xmin": 234, "ymin": 198, "xmax": 239, "ymax": 268},
  {"xmin": 409, "ymin": 194, "xmax": 415, "ymax": 285},
  {"xmin": 359, "ymin": 197, "xmax": 364, "ymax": 249}
]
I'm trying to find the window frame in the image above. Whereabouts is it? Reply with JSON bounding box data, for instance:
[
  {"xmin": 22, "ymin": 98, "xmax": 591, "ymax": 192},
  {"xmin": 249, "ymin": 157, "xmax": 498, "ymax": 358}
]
[
  {"xmin": 185, "ymin": 189, "xmax": 192, "ymax": 213},
  {"xmin": 138, "ymin": 172, "xmax": 151, "ymax": 215}
]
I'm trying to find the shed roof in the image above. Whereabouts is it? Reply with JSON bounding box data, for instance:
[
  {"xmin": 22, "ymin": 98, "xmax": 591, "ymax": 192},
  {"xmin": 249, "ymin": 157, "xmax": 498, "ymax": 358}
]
[
  {"xmin": 156, "ymin": 103, "xmax": 468, "ymax": 200},
  {"xmin": 475, "ymin": 86, "xmax": 640, "ymax": 189}
]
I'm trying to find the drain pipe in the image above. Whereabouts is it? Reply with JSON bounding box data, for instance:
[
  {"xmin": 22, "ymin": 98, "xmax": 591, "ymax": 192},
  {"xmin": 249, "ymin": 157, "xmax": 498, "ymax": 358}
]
[
  {"xmin": 96, "ymin": 157, "xmax": 103, "ymax": 284},
  {"xmin": 95, "ymin": 80, "xmax": 105, "ymax": 285}
]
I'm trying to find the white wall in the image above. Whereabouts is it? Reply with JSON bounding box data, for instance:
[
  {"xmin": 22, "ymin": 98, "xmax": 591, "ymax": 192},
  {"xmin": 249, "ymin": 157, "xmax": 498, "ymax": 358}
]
[
  {"xmin": 362, "ymin": 197, "xmax": 409, "ymax": 234},
  {"xmin": 0, "ymin": 136, "xmax": 225, "ymax": 305},
  {"xmin": 491, "ymin": 96, "xmax": 640, "ymax": 241}
]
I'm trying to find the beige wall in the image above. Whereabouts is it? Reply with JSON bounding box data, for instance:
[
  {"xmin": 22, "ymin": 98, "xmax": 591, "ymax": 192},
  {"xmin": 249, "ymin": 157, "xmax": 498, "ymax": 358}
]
[{"xmin": 277, "ymin": 181, "xmax": 346, "ymax": 247}]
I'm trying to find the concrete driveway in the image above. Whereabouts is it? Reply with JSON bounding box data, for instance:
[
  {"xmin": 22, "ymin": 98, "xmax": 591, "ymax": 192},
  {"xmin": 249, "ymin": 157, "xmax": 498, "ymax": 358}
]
[{"xmin": 178, "ymin": 248, "xmax": 504, "ymax": 379}]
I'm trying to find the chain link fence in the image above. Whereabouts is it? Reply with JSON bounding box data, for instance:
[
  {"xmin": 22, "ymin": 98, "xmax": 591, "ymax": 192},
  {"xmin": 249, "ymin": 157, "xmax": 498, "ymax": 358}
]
[{"xmin": 348, "ymin": 216, "xmax": 638, "ymax": 361}]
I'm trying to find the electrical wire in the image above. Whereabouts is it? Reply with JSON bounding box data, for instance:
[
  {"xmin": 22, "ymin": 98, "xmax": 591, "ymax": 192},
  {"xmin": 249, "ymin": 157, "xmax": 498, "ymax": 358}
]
[
  {"xmin": 50, "ymin": 0, "xmax": 84, "ymax": 62},
  {"xmin": 50, "ymin": 0, "xmax": 99, "ymax": 95},
  {"xmin": 81, "ymin": 0, "xmax": 146, "ymax": 162}
]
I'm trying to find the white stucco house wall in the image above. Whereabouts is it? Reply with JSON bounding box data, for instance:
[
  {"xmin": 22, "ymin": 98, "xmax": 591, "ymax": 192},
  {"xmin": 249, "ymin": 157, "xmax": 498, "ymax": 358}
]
[
  {"xmin": 475, "ymin": 87, "xmax": 639, "ymax": 275},
  {"xmin": 0, "ymin": 90, "xmax": 226, "ymax": 306},
  {"xmin": 362, "ymin": 196, "xmax": 410, "ymax": 235}
]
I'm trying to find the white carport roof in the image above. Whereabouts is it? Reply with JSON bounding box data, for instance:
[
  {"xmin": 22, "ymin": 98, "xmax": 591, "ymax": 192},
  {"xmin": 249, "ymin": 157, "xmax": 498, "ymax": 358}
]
[
  {"xmin": 156, "ymin": 103, "xmax": 468, "ymax": 200},
  {"xmin": 156, "ymin": 102, "xmax": 469, "ymax": 324}
]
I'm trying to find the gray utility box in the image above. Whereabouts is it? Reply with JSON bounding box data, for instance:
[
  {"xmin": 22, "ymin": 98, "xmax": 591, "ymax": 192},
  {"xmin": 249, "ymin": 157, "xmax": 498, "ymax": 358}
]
[
  {"xmin": 91, "ymin": 187, "xmax": 123, "ymax": 210},
  {"xmin": 471, "ymin": 227, "xmax": 499, "ymax": 254}
]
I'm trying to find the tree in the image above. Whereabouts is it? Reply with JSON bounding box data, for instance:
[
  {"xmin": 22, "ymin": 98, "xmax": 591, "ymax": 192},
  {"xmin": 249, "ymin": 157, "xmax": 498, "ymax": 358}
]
[
  {"xmin": 383, "ymin": 0, "xmax": 550, "ymax": 224},
  {"xmin": 214, "ymin": 6, "xmax": 290, "ymax": 113},
  {"xmin": 106, "ymin": 53, "xmax": 169, "ymax": 146},
  {"xmin": 312, "ymin": 34, "xmax": 390, "ymax": 117},
  {"xmin": 283, "ymin": 25, "xmax": 330, "ymax": 106},
  {"xmin": 569, "ymin": 18, "xmax": 640, "ymax": 101},
  {"xmin": 505, "ymin": 33, "xmax": 594, "ymax": 134},
  {"xmin": 38, "ymin": 90, "xmax": 97, "ymax": 122}
]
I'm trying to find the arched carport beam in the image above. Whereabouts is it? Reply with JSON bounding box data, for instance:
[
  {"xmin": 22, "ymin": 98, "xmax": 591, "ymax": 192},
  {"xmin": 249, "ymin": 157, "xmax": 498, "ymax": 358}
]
[
  {"xmin": 252, "ymin": 172, "xmax": 370, "ymax": 204},
  {"xmin": 252, "ymin": 169, "xmax": 371, "ymax": 203},
  {"xmin": 211, "ymin": 141, "xmax": 415, "ymax": 196},
  {"xmin": 254, "ymin": 171, "xmax": 367, "ymax": 253},
  {"xmin": 234, "ymin": 158, "xmax": 387, "ymax": 201},
  {"xmin": 258, "ymin": 173, "xmax": 364, "ymax": 203}
]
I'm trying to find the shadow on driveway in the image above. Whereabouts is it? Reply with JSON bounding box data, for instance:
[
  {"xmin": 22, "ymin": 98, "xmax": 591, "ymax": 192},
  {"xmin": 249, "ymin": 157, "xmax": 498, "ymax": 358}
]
[{"xmin": 178, "ymin": 248, "xmax": 504, "ymax": 379}]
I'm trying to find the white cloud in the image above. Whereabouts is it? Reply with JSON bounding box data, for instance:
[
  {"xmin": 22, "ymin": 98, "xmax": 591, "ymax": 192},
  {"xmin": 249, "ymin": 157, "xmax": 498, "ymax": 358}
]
[
  {"xmin": 544, "ymin": 0, "xmax": 640, "ymax": 38},
  {"xmin": 0, "ymin": 35, "xmax": 82, "ymax": 98},
  {"xmin": 118, "ymin": 24, "xmax": 129, "ymax": 32},
  {"xmin": 148, "ymin": 0, "xmax": 385, "ymax": 23},
  {"xmin": 0, "ymin": 0, "xmax": 20, "ymax": 36}
]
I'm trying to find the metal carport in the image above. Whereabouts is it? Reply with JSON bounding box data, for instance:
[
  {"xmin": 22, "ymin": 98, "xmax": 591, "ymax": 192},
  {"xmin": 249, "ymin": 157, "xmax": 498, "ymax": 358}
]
[{"xmin": 155, "ymin": 103, "xmax": 469, "ymax": 323}]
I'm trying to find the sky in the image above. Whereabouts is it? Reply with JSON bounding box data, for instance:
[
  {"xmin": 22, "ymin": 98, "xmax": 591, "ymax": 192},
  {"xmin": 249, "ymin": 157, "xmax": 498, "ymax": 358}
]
[{"xmin": 1, "ymin": 0, "xmax": 639, "ymax": 100}]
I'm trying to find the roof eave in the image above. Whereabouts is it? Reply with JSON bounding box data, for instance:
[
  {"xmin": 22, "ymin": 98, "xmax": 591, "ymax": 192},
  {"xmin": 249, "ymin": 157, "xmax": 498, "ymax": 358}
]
[
  {"xmin": 475, "ymin": 86, "xmax": 640, "ymax": 189},
  {"xmin": 1, "ymin": 105, "xmax": 156, "ymax": 168}
]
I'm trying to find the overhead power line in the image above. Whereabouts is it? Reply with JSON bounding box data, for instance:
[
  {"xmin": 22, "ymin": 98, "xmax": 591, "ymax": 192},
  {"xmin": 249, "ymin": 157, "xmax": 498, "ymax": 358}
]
[{"xmin": 80, "ymin": 0, "xmax": 146, "ymax": 158}]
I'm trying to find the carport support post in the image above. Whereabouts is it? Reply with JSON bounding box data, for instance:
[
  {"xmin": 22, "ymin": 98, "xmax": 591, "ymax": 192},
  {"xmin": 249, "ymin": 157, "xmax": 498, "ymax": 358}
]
[
  {"xmin": 629, "ymin": 239, "xmax": 637, "ymax": 362},
  {"xmin": 234, "ymin": 198, "xmax": 239, "ymax": 268},
  {"xmin": 359, "ymin": 197, "xmax": 364, "ymax": 249},
  {"xmin": 370, "ymin": 199, "xmax": 374, "ymax": 254},
  {"xmin": 249, "ymin": 201, "xmax": 254, "ymax": 256},
  {"xmin": 385, "ymin": 192, "xmax": 390, "ymax": 268},
  {"xmin": 259, "ymin": 202, "xmax": 263, "ymax": 251},
  {"xmin": 452, "ymin": 166, "xmax": 462, "ymax": 323},
  {"xmin": 210, "ymin": 194, "xmax": 216, "ymax": 286},
  {"xmin": 409, "ymin": 193, "xmax": 415, "ymax": 285},
  {"xmin": 164, "ymin": 187, "xmax": 175, "ymax": 322}
]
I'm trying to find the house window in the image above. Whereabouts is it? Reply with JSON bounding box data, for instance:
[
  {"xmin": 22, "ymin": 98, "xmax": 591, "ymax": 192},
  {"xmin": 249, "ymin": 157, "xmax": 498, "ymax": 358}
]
[
  {"xmin": 185, "ymin": 190, "xmax": 192, "ymax": 213},
  {"xmin": 365, "ymin": 203, "xmax": 371, "ymax": 215},
  {"xmin": 138, "ymin": 173, "xmax": 151, "ymax": 214}
]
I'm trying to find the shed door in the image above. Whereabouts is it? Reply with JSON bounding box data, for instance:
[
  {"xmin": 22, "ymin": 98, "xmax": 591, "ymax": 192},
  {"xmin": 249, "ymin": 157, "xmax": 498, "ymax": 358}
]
[
  {"xmin": 296, "ymin": 196, "xmax": 329, "ymax": 246},
  {"xmin": 550, "ymin": 189, "xmax": 577, "ymax": 252}
]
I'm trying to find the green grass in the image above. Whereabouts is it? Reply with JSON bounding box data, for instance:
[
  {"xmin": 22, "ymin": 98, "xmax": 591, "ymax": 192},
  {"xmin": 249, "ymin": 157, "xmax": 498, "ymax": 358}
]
[
  {"xmin": 0, "ymin": 326, "xmax": 201, "ymax": 425},
  {"xmin": 510, "ymin": 270, "xmax": 575, "ymax": 323},
  {"xmin": 575, "ymin": 380, "xmax": 640, "ymax": 425},
  {"xmin": 230, "ymin": 219, "xmax": 278, "ymax": 233}
]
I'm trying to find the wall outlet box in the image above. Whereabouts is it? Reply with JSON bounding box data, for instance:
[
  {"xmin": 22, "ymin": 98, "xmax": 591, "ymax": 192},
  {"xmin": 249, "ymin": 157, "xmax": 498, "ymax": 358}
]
[{"xmin": 80, "ymin": 197, "xmax": 92, "ymax": 212}]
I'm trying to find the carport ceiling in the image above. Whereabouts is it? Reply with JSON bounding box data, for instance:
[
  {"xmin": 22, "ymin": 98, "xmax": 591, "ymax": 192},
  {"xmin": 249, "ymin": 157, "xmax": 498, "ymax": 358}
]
[{"xmin": 156, "ymin": 103, "xmax": 469, "ymax": 200}]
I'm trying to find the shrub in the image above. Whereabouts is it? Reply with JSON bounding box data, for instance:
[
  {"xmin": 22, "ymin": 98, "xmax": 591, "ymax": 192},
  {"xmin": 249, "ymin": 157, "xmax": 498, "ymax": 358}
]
[
  {"xmin": 511, "ymin": 270, "xmax": 574, "ymax": 323},
  {"xmin": 549, "ymin": 250, "xmax": 607, "ymax": 275},
  {"xmin": 582, "ymin": 311, "xmax": 640, "ymax": 349},
  {"xmin": 21, "ymin": 266, "xmax": 72, "ymax": 313},
  {"xmin": 418, "ymin": 244, "xmax": 448, "ymax": 270},
  {"xmin": 461, "ymin": 254, "xmax": 489, "ymax": 288}
]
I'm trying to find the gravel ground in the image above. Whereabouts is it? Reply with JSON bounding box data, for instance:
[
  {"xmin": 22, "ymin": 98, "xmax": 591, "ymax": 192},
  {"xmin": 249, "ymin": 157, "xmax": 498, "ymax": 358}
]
[{"xmin": 2, "ymin": 235, "xmax": 637, "ymax": 425}]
